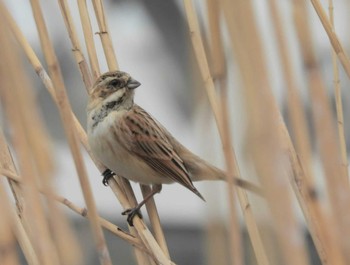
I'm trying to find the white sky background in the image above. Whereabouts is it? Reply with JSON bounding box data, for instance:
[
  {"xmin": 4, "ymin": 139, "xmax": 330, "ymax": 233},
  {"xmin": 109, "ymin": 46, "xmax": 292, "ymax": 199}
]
[{"xmin": 3, "ymin": 0, "xmax": 350, "ymax": 226}]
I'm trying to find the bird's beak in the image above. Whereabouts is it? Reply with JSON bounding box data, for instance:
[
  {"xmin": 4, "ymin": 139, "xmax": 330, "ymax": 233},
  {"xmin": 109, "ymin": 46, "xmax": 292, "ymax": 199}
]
[{"xmin": 127, "ymin": 78, "xmax": 141, "ymax": 89}]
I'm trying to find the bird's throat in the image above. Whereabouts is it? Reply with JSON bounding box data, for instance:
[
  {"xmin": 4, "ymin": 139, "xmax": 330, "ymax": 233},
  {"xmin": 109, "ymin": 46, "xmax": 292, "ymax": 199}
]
[
  {"xmin": 91, "ymin": 99, "xmax": 121, "ymax": 128},
  {"xmin": 90, "ymin": 96, "xmax": 134, "ymax": 128}
]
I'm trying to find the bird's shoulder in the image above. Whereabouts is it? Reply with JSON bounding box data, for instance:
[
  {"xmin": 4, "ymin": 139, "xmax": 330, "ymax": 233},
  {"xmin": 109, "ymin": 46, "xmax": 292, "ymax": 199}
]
[{"xmin": 119, "ymin": 105, "xmax": 174, "ymax": 158}]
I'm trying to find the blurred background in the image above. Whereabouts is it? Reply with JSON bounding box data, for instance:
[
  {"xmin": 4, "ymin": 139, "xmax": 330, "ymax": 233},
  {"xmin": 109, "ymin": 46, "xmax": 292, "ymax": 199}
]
[{"xmin": 2, "ymin": 0, "xmax": 350, "ymax": 264}]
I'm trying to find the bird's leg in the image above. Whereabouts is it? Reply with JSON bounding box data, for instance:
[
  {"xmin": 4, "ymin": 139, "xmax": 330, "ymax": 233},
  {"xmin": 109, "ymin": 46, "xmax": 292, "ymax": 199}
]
[
  {"xmin": 101, "ymin": 169, "xmax": 116, "ymax": 186},
  {"xmin": 122, "ymin": 184, "xmax": 162, "ymax": 226}
]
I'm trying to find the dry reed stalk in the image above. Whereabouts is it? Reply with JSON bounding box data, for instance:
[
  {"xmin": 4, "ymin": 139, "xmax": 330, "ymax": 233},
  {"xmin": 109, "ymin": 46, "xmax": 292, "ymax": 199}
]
[
  {"xmin": 267, "ymin": 3, "xmax": 344, "ymax": 264},
  {"xmin": 309, "ymin": 0, "xmax": 350, "ymax": 79},
  {"xmin": 0, "ymin": 176, "xmax": 38, "ymax": 265},
  {"xmin": 293, "ymin": 1, "xmax": 350, "ymax": 263},
  {"xmin": 28, "ymin": 1, "xmax": 112, "ymax": 264},
  {"xmin": 0, "ymin": 108, "xmax": 37, "ymax": 265},
  {"xmin": 0, "ymin": 127, "xmax": 26, "ymax": 222},
  {"xmin": 0, "ymin": 180, "xmax": 20, "ymax": 265},
  {"xmin": 219, "ymin": 1, "xmax": 311, "ymax": 265},
  {"xmin": 0, "ymin": 13, "xmax": 61, "ymax": 265},
  {"xmin": 57, "ymin": 0, "xmax": 92, "ymax": 88},
  {"xmin": 92, "ymin": 0, "xmax": 118, "ymax": 71},
  {"xmin": 6, "ymin": 9, "xmax": 84, "ymax": 260},
  {"xmin": 138, "ymin": 184, "xmax": 170, "ymax": 259},
  {"xmin": 206, "ymin": 1, "xmax": 270, "ymax": 265},
  {"xmin": 132, "ymin": 243, "xmax": 154, "ymax": 265},
  {"xmin": 241, "ymin": 2, "xmax": 347, "ymax": 264},
  {"xmin": 182, "ymin": 0, "xmax": 223, "ymax": 129},
  {"xmin": 110, "ymin": 176, "xmax": 153, "ymax": 265},
  {"xmin": 205, "ymin": 221, "xmax": 229, "ymax": 265},
  {"xmin": 141, "ymin": 185, "xmax": 170, "ymax": 258},
  {"xmin": 206, "ymin": 0, "xmax": 226, "ymax": 80},
  {"xmin": 0, "ymin": 130, "xmax": 39, "ymax": 265},
  {"xmin": 16, "ymin": 117, "xmax": 81, "ymax": 265},
  {"xmin": 203, "ymin": 3, "xmax": 237, "ymax": 265},
  {"xmin": 184, "ymin": 1, "xmax": 271, "ymax": 265},
  {"xmin": 22, "ymin": 144, "xmax": 81, "ymax": 265},
  {"xmin": 183, "ymin": 1, "xmax": 241, "ymax": 264},
  {"xmin": 77, "ymin": 0, "xmax": 101, "ymax": 80},
  {"xmin": 44, "ymin": 162, "xmax": 167, "ymax": 265},
  {"xmin": 0, "ymin": 169, "xmax": 144, "ymax": 249},
  {"xmin": 3, "ymin": 28, "xmax": 55, "ymax": 262},
  {"xmin": 2, "ymin": 5, "xmax": 97, "ymax": 164},
  {"xmin": 118, "ymin": 180, "xmax": 156, "ymax": 265},
  {"xmin": 11, "ymin": 209, "xmax": 39, "ymax": 265},
  {"xmin": 21, "ymin": 125, "xmax": 82, "ymax": 265},
  {"xmin": 54, "ymin": 195, "xmax": 142, "ymax": 248},
  {"xmin": 4, "ymin": 7, "xmax": 88, "ymax": 156},
  {"xmin": 328, "ymin": 0, "xmax": 349, "ymax": 183},
  {"xmin": 268, "ymin": 0, "xmax": 314, "ymax": 184},
  {"xmin": 5, "ymin": 8, "xmax": 171, "ymax": 263},
  {"xmin": 283, "ymin": 131, "xmax": 344, "ymax": 265}
]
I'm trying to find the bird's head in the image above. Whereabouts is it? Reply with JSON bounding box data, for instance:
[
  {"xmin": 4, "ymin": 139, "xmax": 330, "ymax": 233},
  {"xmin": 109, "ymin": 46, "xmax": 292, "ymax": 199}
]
[{"xmin": 88, "ymin": 71, "xmax": 141, "ymax": 111}]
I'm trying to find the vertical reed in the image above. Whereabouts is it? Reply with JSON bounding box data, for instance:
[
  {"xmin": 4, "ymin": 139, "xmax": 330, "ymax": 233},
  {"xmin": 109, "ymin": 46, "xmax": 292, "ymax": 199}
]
[
  {"xmin": 1, "ymin": 0, "xmax": 350, "ymax": 264},
  {"xmin": 327, "ymin": 0, "xmax": 349, "ymax": 184}
]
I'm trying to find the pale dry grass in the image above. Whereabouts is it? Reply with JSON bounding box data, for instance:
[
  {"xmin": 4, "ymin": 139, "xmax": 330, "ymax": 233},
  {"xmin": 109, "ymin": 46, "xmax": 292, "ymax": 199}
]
[{"xmin": 0, "ymin": 1, "xmax": 349, "ymax": 265}]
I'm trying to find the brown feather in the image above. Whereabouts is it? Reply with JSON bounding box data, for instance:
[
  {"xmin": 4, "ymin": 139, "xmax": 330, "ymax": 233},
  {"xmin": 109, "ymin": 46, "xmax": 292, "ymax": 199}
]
[{"xmin": 118, "ymin": 105, "xmax": 205, "ymax": 200}]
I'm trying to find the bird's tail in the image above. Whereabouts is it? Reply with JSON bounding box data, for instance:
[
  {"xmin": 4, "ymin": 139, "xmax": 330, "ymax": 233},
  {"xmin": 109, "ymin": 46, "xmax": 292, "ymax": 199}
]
[{"xmin": 183, "ymin": 153, "xmax": 263, "ymax": 196}]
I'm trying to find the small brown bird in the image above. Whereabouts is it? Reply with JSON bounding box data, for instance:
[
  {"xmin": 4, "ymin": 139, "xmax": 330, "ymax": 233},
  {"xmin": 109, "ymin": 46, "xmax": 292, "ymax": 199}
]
[{"xmin": 87, "ymin": 71, "xmax": 261, "ymax": 225}]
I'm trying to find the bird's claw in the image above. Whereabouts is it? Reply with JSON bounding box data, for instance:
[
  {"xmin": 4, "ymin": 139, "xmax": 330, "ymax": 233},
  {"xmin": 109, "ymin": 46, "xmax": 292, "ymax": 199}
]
[
  {"xmin": 102, "ymin": 169, "xmax": 115, "ymax": 186},
  {"xmin": 122, "ymin": 207, "xmax": 143, "ymax": 226}
]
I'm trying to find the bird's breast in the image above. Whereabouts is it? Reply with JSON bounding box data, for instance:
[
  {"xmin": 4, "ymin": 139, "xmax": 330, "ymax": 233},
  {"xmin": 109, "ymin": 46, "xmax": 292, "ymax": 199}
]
[{"xmin": 87, "ymin": 111, "xmax": 169, "ymax": 184}]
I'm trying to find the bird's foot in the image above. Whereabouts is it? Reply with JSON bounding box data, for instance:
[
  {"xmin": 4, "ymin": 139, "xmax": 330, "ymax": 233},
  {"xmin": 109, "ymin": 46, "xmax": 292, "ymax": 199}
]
[
  {"xmin": 122, "ymin": 207, "xmax": 143, "ymax": 226},
  {"xmin": 101, "ymin": 169, "xmax": 115, "ymax": 186}
]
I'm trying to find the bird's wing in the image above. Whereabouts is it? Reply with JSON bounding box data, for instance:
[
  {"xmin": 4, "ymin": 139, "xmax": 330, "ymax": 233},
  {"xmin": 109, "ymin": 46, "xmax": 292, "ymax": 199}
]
[{"xmin": 118, "ymin": 105, "xmax": 203, "ymax": 200}]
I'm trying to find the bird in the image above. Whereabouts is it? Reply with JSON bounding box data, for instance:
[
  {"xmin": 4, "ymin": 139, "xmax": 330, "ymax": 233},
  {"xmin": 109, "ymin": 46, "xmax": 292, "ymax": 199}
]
[{"xmin": 87, "ymin": 70, "xmax": 261, "ymax": 225}]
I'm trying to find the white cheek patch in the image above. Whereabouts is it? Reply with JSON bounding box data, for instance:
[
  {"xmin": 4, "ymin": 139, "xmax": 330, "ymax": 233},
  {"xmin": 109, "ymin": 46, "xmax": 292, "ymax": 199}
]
[{"xmin": 105, "ymin": 88, "xmax": 126, "ymax": 104}]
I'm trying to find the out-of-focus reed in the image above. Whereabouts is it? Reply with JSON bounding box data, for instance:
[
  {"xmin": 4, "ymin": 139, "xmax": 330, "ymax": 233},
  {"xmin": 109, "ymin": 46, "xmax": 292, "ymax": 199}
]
[{"xmin": 0, "ymin": 0, "xmax": 349, "ymax": 264}]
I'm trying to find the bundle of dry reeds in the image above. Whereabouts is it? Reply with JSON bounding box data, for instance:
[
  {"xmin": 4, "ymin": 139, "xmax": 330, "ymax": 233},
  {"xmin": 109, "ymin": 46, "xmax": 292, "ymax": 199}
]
[{"xmin": 0, "ymin": 0, "xmax": 349, "ymax": 264}]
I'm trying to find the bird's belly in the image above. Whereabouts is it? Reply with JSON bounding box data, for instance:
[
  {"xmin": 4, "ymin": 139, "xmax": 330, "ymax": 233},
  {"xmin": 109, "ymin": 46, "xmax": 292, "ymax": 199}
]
[{"xmin": 88, "ymin": 117, "xmax": 170, "ymax": 185}]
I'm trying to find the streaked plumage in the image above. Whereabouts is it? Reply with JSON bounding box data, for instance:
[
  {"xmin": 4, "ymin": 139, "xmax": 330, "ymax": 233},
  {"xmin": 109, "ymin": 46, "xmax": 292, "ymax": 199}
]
[{"xmin": 87, "ymin": 71, "xmax": 261, "ymax": 210}]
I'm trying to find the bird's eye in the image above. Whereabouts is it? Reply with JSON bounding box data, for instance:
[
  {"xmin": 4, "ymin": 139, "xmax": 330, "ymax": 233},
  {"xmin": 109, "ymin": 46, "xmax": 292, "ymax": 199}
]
[{"xmin": 109, "ymin": 79, "xmax": 122, "ymax": 88}]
